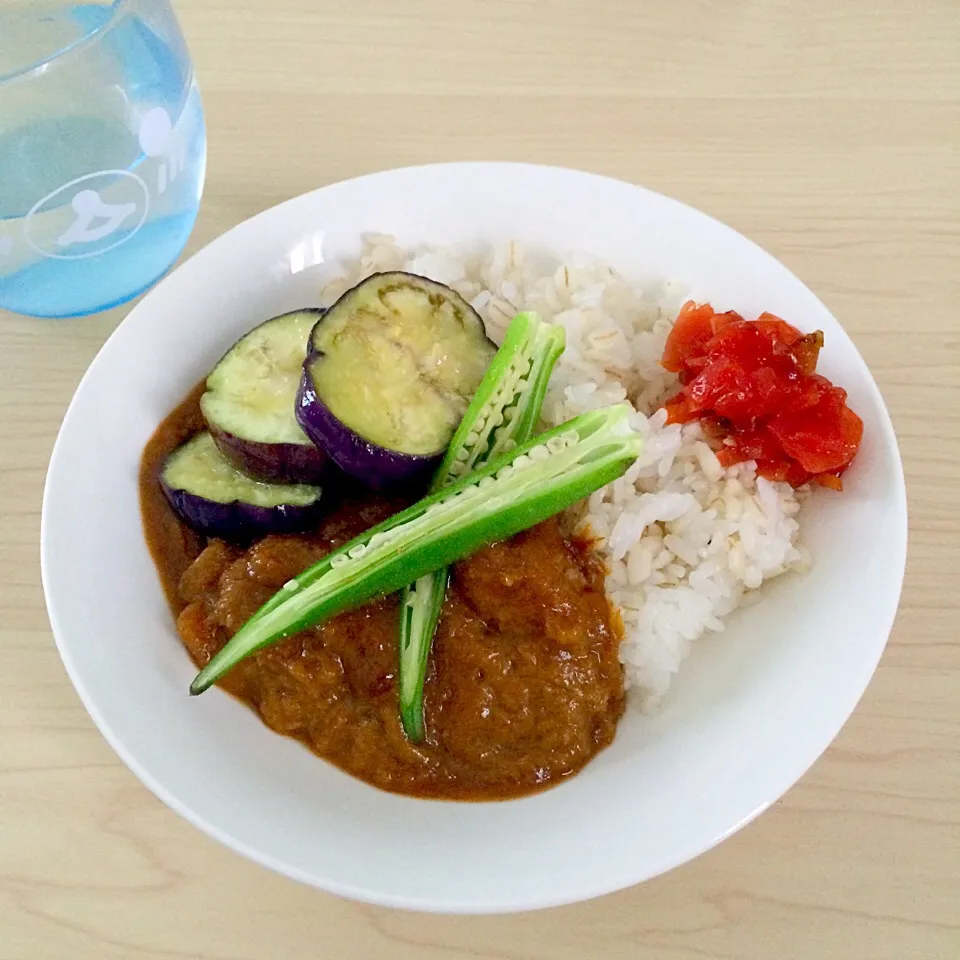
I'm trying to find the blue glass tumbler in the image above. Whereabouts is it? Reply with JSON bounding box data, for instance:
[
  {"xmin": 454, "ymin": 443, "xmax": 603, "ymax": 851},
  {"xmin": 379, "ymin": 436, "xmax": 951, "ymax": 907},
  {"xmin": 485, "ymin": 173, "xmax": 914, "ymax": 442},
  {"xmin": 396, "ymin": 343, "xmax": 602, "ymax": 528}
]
[{"xmin": 0, "ymin": 0, "xmax": 206, "ymax": 317}]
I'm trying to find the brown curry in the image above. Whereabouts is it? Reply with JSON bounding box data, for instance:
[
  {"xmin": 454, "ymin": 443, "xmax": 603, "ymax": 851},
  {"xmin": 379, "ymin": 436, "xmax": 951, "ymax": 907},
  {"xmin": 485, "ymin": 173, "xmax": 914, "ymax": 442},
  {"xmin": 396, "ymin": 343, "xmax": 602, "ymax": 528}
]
[{"xmin": 140, "ymin": 388, "xmax": 625, "ymax": 800}]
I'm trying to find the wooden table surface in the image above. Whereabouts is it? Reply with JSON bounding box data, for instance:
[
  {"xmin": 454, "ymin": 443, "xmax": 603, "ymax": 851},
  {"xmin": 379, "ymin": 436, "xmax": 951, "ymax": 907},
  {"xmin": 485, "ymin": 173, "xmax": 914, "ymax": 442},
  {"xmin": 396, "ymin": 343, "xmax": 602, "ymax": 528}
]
[{"xmin": 2, "ymin": 2, "xmax": 958, "ymax": 957}]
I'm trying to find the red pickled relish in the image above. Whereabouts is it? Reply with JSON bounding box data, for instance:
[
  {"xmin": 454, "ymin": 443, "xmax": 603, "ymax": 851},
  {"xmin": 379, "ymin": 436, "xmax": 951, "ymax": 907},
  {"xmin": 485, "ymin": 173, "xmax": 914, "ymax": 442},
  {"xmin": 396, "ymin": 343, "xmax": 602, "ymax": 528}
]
[{"xmin": 661, "ymin": 302, "xmax": 863, "ymax": 489}]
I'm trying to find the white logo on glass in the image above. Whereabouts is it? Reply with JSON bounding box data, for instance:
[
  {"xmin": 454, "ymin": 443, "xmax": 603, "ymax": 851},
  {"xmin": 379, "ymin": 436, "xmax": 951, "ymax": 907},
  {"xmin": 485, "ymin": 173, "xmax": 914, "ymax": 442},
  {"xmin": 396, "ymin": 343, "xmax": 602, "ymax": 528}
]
[
  {"xmin": 24, "ymin": 170, "xmax": 150, "ymax": 261},
  {"xmin": 0, "ymin": 237, "xmax": 11, "ymax": 257},
  {"xmin": 56, "ymin": 189, "xmax": 138, "ymax": 247},
  {"xmin": 139, "ymin": 106, "xmax": 184, "ymax": 195},
  {"xmin": 21, "ymin": 106, "xmax": 184, "ymax": 261}
]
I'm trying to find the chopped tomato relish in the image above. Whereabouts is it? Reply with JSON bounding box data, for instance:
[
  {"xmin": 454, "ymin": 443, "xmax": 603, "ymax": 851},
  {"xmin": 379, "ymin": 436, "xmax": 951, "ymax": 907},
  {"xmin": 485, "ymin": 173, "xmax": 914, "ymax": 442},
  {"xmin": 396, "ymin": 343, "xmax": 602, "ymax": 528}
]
[{"xmin": 661, "ymin": 302, "xmax": 863, "ymax": 489}]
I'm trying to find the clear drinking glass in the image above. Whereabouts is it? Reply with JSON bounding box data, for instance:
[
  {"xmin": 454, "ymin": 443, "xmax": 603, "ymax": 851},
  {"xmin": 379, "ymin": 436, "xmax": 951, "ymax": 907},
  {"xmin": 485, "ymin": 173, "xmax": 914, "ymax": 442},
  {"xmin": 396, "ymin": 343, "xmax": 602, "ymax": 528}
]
[{"xmin": 0, "ymin": 0, "xmax": 206, "ymax": 317}]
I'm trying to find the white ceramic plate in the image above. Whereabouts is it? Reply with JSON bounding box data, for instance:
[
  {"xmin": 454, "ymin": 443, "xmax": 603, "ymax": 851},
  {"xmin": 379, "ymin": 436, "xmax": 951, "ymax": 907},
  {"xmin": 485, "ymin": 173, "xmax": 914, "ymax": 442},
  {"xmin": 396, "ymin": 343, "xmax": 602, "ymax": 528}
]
[{"xmin": 42, "ymin": 163, "xmax": 907, "ymax": 913}]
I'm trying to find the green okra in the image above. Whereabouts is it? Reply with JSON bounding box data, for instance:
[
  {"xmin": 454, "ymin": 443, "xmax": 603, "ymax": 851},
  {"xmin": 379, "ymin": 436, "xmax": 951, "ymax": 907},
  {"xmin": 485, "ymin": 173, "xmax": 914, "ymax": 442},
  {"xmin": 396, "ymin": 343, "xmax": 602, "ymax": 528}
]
[
  {"xmin": 398, "ymin": 312, "xmax": 566, "ymax": 741},
  {"xmin": 190, "ymin": 403, "xmax": 642, "ymax": 696}
]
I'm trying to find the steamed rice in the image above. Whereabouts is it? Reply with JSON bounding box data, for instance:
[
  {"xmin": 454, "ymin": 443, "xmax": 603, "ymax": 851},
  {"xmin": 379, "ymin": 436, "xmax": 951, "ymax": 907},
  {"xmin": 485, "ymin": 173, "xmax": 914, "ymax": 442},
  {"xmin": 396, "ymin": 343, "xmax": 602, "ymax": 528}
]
[{"xmin": 324, "ymin": 236, "xmax": 809, "ymax": 712}]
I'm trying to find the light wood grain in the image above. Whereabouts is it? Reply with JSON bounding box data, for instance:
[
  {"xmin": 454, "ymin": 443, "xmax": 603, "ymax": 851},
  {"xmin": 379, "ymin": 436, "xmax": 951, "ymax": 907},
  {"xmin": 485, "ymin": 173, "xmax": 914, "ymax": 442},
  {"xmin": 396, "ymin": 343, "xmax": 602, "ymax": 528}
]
[{"xmin": 2, "ymin": 1, "xmax": 958, "ymax": 957}]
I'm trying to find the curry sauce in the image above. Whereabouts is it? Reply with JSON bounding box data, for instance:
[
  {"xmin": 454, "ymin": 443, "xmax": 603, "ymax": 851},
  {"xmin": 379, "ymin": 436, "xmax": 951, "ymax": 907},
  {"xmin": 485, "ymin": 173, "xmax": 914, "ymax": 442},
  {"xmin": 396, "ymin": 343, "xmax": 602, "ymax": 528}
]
[{"xmin": 140, "ymin": 389, "xmax": 625, "ymax": 800}]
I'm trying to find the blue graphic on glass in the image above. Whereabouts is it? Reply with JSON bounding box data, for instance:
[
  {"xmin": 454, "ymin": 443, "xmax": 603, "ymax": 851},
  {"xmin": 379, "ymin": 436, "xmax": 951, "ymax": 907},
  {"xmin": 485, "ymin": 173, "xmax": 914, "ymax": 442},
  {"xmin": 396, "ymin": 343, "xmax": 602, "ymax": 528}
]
[{"xmin": 0, "ymin": 1, "xmax": 206, "ymax": 317}]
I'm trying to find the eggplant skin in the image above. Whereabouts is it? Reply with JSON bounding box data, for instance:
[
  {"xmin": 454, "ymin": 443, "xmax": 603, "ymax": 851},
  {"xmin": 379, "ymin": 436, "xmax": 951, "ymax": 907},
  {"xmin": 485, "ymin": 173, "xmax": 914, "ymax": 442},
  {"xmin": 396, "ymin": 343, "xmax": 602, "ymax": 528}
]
[
  {"xmin": 160, "ymin": 432, "xmax": 325, "ymax": 542},
  {"xmin": 161, "ymin": 482, "xmax": 324, "ymax": 542},
  {"xmin": 208, "ymin": 424, "xmax": 328, "ymax": 485},
  {"xmin": 296, "ymin": 368, "xmax": 440, "ymax": 491},
  {"xmin": 296, "ymin": 271, "xmax": 496, "ymax": 489},
  {"xmin": 200, "ymin": 308, "xmax": 328, "ymax": 485}
]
